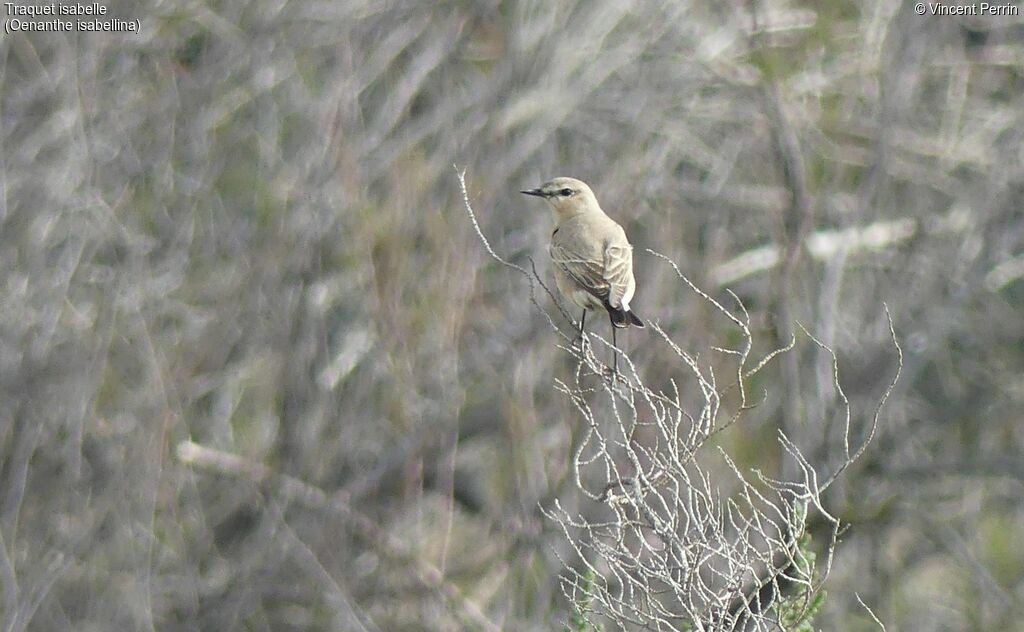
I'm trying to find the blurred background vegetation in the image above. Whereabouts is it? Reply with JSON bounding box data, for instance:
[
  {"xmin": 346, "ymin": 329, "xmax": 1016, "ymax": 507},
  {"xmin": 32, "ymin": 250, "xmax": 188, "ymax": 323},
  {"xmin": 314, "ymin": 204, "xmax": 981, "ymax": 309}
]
[{"xmin": 1, "ymin": 0, "xmax": 1023, "ymax": 630}]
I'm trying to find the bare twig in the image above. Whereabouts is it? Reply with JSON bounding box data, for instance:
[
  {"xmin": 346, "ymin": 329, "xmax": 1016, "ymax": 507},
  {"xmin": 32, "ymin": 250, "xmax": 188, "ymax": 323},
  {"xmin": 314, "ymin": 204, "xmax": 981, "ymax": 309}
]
[
  {"xmin": 455, "ymin": 166, "xmax": 574, "ymax": 341},
  {"xmin": 857, "ymin": 592, "xmax": 887, "ymax": 631},
  {"xmin": 529, "ymin": 248, "xmax": 901, "ymax": 629}
]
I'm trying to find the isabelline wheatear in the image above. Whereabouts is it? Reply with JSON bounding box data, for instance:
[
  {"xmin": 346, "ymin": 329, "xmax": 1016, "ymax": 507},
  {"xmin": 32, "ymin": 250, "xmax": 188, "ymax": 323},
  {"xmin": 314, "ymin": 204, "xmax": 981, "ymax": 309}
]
[{"xmin": 521, "ymin": 177, "xmax": 643, "ymax": 374}]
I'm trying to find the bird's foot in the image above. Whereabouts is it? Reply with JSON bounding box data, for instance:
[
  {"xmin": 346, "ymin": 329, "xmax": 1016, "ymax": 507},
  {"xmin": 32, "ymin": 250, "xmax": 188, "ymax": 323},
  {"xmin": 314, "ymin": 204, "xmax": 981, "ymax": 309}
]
[{"xmin": 572, "ymin": 332, "xmax": 588, "ymax": 352}]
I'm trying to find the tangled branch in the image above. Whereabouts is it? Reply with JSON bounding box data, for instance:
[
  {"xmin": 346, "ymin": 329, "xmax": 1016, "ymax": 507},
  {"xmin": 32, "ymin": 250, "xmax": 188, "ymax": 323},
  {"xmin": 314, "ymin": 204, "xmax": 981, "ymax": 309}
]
[{"xmin": 459, "ymin": 169, "xmax": 901, "ymax": 630}]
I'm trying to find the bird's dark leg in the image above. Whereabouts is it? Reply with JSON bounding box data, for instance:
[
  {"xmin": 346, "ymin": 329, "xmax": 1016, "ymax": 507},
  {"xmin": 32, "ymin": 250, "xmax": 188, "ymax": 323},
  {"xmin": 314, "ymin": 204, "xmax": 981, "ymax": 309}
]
[
  {"xmin": 610, "ymin": 313, "xmax": 619, "ymax": 380},
  {"xmin": 573, "ymin": 310, "xmax": 586, "ymax": 348}
]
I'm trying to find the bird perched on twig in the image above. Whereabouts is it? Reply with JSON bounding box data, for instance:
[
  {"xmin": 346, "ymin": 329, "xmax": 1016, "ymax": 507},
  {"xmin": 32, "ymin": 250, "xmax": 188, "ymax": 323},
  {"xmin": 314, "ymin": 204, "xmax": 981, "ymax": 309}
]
[{"xmin": 521, "ymin": 177, "xmax": 644, "ymax": 376}]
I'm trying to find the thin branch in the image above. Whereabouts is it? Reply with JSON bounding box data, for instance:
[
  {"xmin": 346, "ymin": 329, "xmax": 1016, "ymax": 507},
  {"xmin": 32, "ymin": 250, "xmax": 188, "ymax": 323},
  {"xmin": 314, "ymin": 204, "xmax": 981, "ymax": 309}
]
[
  {"xmin": 857, "ymin": 593, "xmax": 887, "ymax": 631},
  {"xmin": 455, "ymin": 166, "xmax": 573, "ymax": 341}
]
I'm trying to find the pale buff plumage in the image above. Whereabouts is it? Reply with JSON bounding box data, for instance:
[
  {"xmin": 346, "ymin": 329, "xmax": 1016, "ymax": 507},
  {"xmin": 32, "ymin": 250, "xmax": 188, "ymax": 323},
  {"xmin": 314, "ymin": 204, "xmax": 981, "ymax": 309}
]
[{"xmin": 520, "ymin": 177, "xmax": 644, "ymax": 332}]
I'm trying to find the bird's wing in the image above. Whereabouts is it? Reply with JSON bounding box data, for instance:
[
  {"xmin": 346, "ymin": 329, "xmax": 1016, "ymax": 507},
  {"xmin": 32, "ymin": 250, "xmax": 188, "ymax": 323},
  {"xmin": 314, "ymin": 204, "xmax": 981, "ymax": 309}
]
[
  {"xmin": 603, "ymin": 241, "xmax": 634, "ymax": 309},
  {"xmin": 549, "ymin": 242, "xmax": 610, "ymax": 302}
]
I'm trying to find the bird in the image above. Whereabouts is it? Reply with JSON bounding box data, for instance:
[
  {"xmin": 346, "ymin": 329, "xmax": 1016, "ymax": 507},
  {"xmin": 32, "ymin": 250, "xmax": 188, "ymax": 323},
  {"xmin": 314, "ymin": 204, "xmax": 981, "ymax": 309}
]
[{"xmin": 521, "ymin": 177, "xmax": 643, "ymax": 376}]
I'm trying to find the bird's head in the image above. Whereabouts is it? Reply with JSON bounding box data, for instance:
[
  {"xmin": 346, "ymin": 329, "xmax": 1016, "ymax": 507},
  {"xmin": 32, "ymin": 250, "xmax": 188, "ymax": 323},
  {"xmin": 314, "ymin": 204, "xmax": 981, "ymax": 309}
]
[{"xmin": 520, "ymin": 177, "xmax": 600, "ymax": 221}]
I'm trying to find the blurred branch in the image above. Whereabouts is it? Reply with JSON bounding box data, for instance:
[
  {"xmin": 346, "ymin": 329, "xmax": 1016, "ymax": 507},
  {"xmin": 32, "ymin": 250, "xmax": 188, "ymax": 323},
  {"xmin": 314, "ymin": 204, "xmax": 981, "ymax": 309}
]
[
  {"xmin": 985, "ymin": 253, "xmax": 1024, "ymax": 292},
  {"xmin": 3, "ymin": 550, "xmax": 68, "ymax": 632},
  {"xmin": 762, "ymin": 77, "xmax": 813, "ymax": 276},
  {"xmin": 267, "ymin": 502, "xmax": 382, "ymax": 632},
  {"xmin": 711, "ymin": 210, "xmax": 974, "ymax": 287},
  {"xmin": 176, "ymin": 441, "xmax": 500, "ymax": 632}
]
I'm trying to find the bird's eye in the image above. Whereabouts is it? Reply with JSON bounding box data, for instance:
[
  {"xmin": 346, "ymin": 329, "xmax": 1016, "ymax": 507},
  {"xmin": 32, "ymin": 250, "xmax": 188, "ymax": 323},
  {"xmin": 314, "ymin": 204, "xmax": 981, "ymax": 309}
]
[{"xmin": 561, "ymin": 188, "xmax": 573, "ymax": 197}]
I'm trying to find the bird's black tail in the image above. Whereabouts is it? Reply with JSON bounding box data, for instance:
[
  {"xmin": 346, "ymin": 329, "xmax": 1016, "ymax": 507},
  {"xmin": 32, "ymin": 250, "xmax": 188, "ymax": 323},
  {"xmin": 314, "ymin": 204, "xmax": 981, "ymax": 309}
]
[{"xmin": 607, "ymin": 304, "xmax": 644, "ymax": 329}]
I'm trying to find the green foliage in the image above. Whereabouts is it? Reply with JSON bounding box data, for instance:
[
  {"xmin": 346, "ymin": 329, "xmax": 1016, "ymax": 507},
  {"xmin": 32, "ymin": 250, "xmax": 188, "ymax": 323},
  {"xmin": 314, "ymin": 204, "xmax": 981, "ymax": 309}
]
[
  {"xmin": 563, "ymin": 569, "xmax": 604, "ymax": 632},
  {"xmin": 776, "ymin": 587, "xmax": 827, "ymax": 632},
  {"xmin": 773, "ymin": 524, "xmax": 827, "ymax": 632},
  {"xmin": 564, "ymin": 529, "xmax": 828, "ymax": 632}
]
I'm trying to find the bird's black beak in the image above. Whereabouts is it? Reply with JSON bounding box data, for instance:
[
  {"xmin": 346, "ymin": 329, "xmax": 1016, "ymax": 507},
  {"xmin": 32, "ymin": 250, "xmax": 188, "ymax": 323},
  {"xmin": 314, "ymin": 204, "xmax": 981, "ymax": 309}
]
[{"xmin": 520, "ymin": 188, "xmax": 546, "ymax": 197}]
